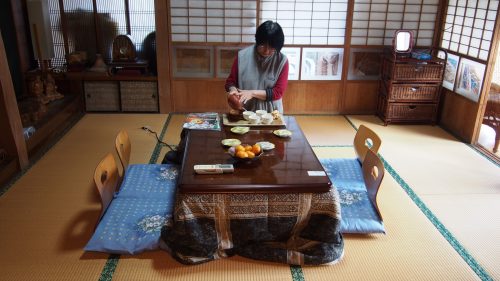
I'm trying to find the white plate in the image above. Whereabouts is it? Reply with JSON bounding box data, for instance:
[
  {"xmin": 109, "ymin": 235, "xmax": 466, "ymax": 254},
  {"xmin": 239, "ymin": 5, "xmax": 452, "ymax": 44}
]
[
  {"xmin": 221, "ymin": 138, "xmax": 241, "ymax": 147},
  {"xmin": 273, "ymin": 129, "xmax": 292, "ymax": 138},
  {"xmin": 230, "ymin": 126, "xmax": 250, "ymax": 135},
  {"xmin": 257, "ymin": 141, "xmax": 275, "ymax": 150}
]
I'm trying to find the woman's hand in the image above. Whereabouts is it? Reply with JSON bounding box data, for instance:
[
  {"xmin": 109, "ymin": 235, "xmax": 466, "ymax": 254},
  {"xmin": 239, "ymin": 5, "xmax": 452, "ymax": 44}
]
[
  {"xmin": 228, "ymin": 86, "xmax": 239, "ymax": 97},
  {"xmin": 237, "ymin": 90, "xmax": 254, "ymax": 104}
]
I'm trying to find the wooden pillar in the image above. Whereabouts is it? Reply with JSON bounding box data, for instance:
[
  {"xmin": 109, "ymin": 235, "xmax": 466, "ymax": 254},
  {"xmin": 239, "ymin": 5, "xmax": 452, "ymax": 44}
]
[
  {"xmin": 155, "ymin": 0, "xmax": 173, "ymax": 113},
  {"xmin": 0, "ymin": 29, "xmax": 29, "ymax": 169}
]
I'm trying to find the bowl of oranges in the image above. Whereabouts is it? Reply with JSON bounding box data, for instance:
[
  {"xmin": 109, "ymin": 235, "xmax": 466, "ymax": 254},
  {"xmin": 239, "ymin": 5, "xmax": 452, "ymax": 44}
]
[{"xmin": 228, "ymin": 143, "xmax": 263, "ymax": 163}]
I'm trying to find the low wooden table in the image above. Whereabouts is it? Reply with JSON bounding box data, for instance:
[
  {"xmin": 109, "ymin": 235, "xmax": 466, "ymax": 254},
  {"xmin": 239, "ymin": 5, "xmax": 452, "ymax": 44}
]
[{"xmin": 177, "ymin": 116, "xmax": 331, "ymax": 193}]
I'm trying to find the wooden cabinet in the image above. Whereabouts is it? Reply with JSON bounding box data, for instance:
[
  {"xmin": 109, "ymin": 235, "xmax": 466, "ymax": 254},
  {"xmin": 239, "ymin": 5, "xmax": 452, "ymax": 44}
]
[
  {"xmin": 65, "ymin": 74, "xmax": 159, "ymax": 112},
  {"xmin": 377, "ymin": 53, "xmax": 445, "ymax": 125},
  {"xmin": 81, "ymin": 78, "xmax": 158, "ymax": 112}
]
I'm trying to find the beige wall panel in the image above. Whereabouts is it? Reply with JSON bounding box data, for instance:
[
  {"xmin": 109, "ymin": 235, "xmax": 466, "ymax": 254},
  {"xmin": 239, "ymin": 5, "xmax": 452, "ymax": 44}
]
[
  {"xmin": 283, "ymin": 82, "xmax": 341, "ymax": 114},
  {"xmin": 172, "ymin": 80, "xmax": 228, "ymax": 112},
  {"xmin": 343, "ymin": 82, "xmax": 379, "ymax": 114},
  {"xmin": 439, "ymin": 89, "xmax": 479, "ymax": 142}
]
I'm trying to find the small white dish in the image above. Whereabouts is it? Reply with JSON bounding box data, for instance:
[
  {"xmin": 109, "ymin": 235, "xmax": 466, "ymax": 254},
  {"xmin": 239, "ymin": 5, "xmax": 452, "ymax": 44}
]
[
  {"xmin": 255, "ymin": 109, "xmax": 267, "ymax": 117},
  {"xmin": 242, "ymin": 111, "xmax": 255, "ymax": 121},
  {"xmin": 273, "ymin": 129, "xmax": 292, "ymax": 138},
  {"xmin": 257, "ymin": 141, "xmax": 275, "ymax": 150},
  {"xmin": 231, "ymin": 126, "xmax": 250, "ymax": 135},
  {"xmin": 248, "ymin": 115, "xmax": 261, "ymax": 124},
  {"xmin": 221, "ymin": 138, "xmax": 241, "ymax": 147},
  {"xmin": 261, "ymin": 113, "xmax": 273, "ymax": 124}
]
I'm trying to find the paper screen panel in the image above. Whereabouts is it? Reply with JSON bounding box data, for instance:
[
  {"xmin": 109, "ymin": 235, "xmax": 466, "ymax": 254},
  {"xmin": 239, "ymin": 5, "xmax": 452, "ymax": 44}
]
[
  {"xmin": 170, "ymin": 0, "xmax": 257, "ymax": 43},
  {"xmin": 440, "ymin": 0, "xmax": 499, "ymax": 61}
]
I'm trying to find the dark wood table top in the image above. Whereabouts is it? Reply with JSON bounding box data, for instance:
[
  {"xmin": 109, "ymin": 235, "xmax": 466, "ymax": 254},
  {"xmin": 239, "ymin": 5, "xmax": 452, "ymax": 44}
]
[{"xmin": 177, "ymin": 116, "xmax": 331, "ymax": 193}]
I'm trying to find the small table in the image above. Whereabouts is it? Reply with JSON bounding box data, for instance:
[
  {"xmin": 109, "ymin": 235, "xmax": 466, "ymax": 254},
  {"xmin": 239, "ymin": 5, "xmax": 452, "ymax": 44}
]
[
  {"xmin": 177, "ymin": 116, "xmax": 332, "ymax": 193},
  {"xmin": 162, "ymin": 116, "xmax": 343, "ymax": 265}
]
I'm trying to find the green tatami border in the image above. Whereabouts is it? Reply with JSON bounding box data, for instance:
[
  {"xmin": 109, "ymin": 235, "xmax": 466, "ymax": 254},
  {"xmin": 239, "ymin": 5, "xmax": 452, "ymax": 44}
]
[{"xmin": 344, "ymin": 116, "xmax": 493, "ymax": 281}]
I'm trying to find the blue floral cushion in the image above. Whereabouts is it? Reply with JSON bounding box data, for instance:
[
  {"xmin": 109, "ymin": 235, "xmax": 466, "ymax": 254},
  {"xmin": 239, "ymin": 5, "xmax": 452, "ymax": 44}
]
[
  {"xmin": 321, "ymin": 158, "xmax": 365, "ymax": 191},
  {"xmin": 117, "ymin": 164, "xmax": 179, "ymax": 199},
  {"xmin": 85, "ymin": 164, "xmax": 178, "ymax": 254},
  {"xmin": 337, "ymin": 188, "xmax": 385, "ymax": 234},
  {"xmin": 321, "ymin": 158, "xmax": 385, "ymax": 234}
]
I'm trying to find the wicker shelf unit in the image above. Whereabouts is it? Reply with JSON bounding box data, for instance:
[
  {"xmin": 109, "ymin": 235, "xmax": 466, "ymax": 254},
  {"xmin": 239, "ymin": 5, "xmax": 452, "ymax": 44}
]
[{"xmin": 377, "ymin": 53, "xmax": 445, "ymax": 125}]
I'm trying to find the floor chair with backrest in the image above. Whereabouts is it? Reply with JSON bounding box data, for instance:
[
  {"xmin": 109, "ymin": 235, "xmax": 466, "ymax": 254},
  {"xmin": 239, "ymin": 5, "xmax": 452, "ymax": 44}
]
[
  {"xmin": 320, "ymin": 124, "xmax": 385, "ymax": 233},
  {"xmin": 93, "ymin": 153, "xmax": 119, "ymax": 223},
  {"xmin": 84, "ymin": 130, "xmax": 179, "ymax": 255}
]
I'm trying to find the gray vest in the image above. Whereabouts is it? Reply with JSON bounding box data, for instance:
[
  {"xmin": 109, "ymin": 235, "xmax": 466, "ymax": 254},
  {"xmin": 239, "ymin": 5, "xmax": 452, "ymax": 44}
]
[{"xmin": 238, "ymin": 45, "xmax": 287, "ymax": 113}]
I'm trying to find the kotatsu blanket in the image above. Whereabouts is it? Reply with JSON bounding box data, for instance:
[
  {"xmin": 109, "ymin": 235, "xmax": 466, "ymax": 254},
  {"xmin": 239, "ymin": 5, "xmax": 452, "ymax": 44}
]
[{"xmin": 161, "ymin": 189, "xmax": 344, "ymax": 265}]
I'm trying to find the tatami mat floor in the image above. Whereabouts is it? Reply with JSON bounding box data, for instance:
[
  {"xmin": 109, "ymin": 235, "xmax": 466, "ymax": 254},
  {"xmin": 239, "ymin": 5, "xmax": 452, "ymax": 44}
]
[{"xmin": 0, "ymin": 113, "xmax": 498, "ymax": 281}]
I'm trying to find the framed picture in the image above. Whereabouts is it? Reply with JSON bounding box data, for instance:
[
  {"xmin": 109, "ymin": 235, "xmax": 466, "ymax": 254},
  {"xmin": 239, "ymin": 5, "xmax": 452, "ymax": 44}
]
[
  {"xmin": 172, "ymin": 46, "xmax": 214, "ymax": 78},
  {"xmin": 216, "ymin": 46, "xmax": 244, "ymax": 78},
  {"xmin": 301, "ymin": 48, "xmax": 343, "ymax": 80},
  {"xmin": 455, "ymin": 58, "xmax": 486, "ymax": 102},
  {"xmin": 281, "ymin": 47, "xmax": 301, "ymax": 80},
  {"xmin": 348, "ymin": 48, "xmax": 382, "ymax": 80},
  {"xmin": 442, "ymin": 53, "xmax": 460, "ymax": 91}
]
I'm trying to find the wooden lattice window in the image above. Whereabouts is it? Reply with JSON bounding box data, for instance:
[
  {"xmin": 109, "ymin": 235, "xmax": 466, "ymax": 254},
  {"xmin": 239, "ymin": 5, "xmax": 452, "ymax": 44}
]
[
  {"xmin": 260, "ymin": 0, "xmax": 348, "ymax": 45},
  {"xmin": 351, "ymin": 0, "xmax": 439, "ymax": 47},
  {"xmin": 170, "ymin": 0, "xmax": 257, "ymax": 42},
  {"xmin": 441, "ymin": 0, "xmax": 499, "ymax": 61}
]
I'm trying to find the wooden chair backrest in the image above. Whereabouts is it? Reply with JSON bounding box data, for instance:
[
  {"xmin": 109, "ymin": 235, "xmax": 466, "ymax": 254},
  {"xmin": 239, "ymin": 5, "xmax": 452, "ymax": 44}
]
[
  {"xmin": 93, "ymin": 153, "xmax": 118, "ymax": 220},
  {"xmin": 354, "ymin": 124, "xmax": 382, "ymax": 163},
  {"xmin": 362, "ymin": 149, "xmax": 385, "ymax": 220},
  {"xmin": 115, "ymin": 130, "xmax": 131, "ymax": 177}
]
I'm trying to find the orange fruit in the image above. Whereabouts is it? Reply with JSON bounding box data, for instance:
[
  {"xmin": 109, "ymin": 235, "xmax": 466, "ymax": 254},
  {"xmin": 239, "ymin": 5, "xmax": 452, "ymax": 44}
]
[
  {"xmin": 244, "ymin": 145, "xmax": 252, "ymax": 151},
  {"xmin": 247, "ymin": 151, "xmax": 255, "ymax": 158},
  {"xmin": 236, "ymin": 151, "xmax": 248, "ymax": 158},
  {"xmin": 252, "ymin": 144, "xmax": 261, "ymax": 154},
  {"xmin": 235, "ymin": 145, "xmax": 245, "ymax": 152}
]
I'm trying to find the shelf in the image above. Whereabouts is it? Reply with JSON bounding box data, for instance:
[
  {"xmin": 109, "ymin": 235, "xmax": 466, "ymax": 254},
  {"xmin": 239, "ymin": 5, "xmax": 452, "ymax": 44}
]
[
  {"xmin": 0, "ymin": 157, "xmax": 18, "ymax": 187},
  {"xmin": 64, "ymin": 72, "xmax": 157, "ymax": 81},
  {"xmin": 24, "ymin": 94, "xmax": 83, "ymax": 157}
]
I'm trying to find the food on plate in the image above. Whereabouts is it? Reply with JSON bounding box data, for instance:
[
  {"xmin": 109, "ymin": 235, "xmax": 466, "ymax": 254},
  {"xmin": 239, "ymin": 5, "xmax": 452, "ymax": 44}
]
[{"xmin": 228, "ymin": 143, "xmax": 262, "ymax": 160}]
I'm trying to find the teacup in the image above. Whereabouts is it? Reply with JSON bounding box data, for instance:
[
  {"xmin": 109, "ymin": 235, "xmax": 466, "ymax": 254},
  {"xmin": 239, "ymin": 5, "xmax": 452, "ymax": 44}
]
[
  {"xmin": 243, "ymin": 111, "xmax": 255, "ymax": 121},
  {"xmin": 261, "ymin": 113, "xmax": 273, "ymax": 124},
  {"xmin": 248, "ymin": 114, "xmax": 261, "ymax": 124},
  {"xmin": 255, "ymin": 109, "xmax": 267, "ymax": 117}
]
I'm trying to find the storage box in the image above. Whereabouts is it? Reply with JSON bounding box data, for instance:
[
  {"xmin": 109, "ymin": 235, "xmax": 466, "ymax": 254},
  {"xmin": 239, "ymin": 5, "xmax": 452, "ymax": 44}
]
[
  {"xmin": 382, "ymin": 81, "xmax": 440, "ymax": 102},
  {"xmin": 84, "ymin": 81, "xmax": 120, "ymax": 111},
  {"xmin": 120, "ymin": 81, "xmax": 158, "ymax": 112}
]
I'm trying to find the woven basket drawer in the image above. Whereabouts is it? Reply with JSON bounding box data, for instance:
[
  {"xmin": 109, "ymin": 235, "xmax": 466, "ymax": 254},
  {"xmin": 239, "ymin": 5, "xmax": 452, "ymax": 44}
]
[
  {"xmin": 120, "ymin": 81, "xmax": 158, "ymax": 112},
  {"xmin": 384, "ymin": 82, "xmax": 440, "ymax": 102},
  {"xmin": 84, "ymin": 81, "xmax": 120, "ymax": 111},
  {"xmin": 386, "ymin": 102, "xmax": 437, "ymax": 120},
  {"xmin": 384, "ymin": 63, "xmax": 443, "ymax": 82}
]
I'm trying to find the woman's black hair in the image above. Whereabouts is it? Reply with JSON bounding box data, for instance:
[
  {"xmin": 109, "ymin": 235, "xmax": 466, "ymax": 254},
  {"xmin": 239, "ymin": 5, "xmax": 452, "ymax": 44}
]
[{"xmin": 255, "ymin": 21, "xmax": 285, "ymax": 53}]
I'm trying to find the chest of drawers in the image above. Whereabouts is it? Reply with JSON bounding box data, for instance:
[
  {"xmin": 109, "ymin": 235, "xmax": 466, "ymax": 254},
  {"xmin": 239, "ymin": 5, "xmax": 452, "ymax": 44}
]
[{"xmin": 377, "ymin": 53, "xmax": 445, "ymax": 125}]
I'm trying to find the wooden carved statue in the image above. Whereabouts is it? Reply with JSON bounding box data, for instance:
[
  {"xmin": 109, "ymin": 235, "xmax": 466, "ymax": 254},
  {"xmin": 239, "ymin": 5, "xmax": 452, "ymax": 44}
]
[{"xmin": 44, "ymin": 73, "xmax": 64, "ymax": 102}]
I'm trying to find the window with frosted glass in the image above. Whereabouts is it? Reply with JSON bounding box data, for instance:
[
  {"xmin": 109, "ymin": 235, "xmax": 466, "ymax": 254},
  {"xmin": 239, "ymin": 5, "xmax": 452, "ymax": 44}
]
[
  {"xmin": 170, "ymin": 0, "xmax": 257, "ymax": 43},
  {"xmin": 441, "ymin": 0, "xmax": 499, "ymax": 61},
  {"xmin": 260, "ymin": 0, "xmax": 348, "ymax": 45},
  {"xmin": 351, "ymin": 0, "xmax": 439, "ymax": 47}
]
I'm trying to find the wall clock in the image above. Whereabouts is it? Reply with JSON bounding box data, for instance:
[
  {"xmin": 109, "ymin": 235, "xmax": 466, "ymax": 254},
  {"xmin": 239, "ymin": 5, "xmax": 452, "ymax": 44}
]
[{"xmin": 112, "ymin": 35, "xmax": 137, "ymax": 62}]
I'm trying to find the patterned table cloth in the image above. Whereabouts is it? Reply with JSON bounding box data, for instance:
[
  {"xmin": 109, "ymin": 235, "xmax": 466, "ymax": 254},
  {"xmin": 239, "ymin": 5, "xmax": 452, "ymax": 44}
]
[{"xmin": 161, "ymin": 189, "xmax": 344, "ymax": 265}]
